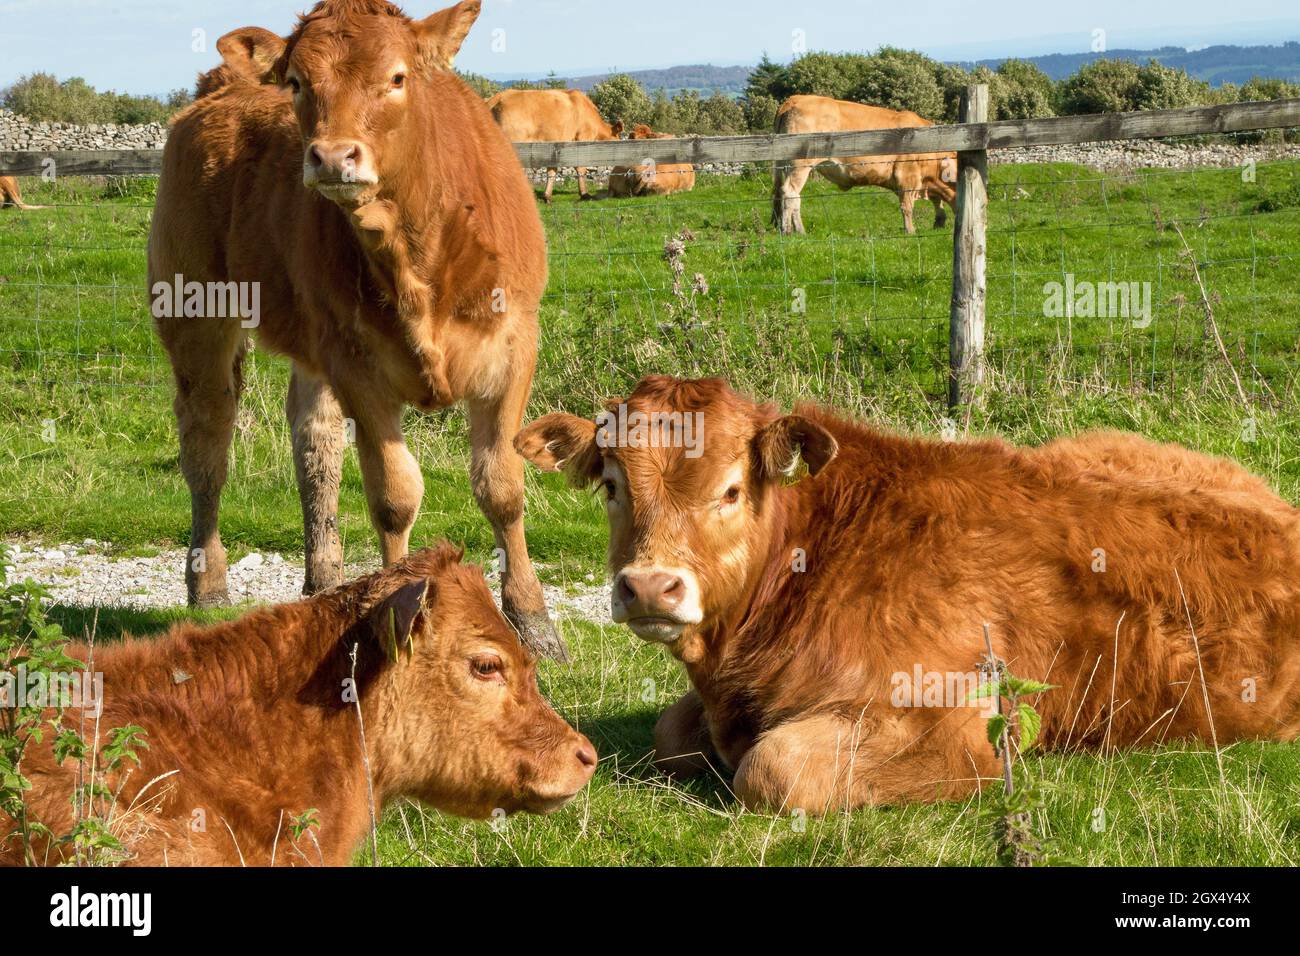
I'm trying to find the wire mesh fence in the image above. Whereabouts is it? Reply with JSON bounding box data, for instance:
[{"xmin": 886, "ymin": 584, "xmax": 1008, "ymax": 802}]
[{"xmin": 1, "ymin": 152, "xmax": 1298, "ymax": 416}]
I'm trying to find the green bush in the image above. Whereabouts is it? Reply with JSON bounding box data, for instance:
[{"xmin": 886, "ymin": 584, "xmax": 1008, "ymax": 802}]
[
  {"xmin": 458, "ymin": 71, "xmax": 502, "ymax": 99},
  {"xmin": 1134, "ymin": 60, "xmax": 1210, "ymax": 110},
  {"xmin": 2, "ymin": 72, "xmax": 185, "ymax": 125},
  {"xmin": 995, "ymin": 59, "xmax": 1056, "ymax": 119},
  {"xmin": 1055, "ymin": 59, "xmax": 1143, "ymax": 114},
  {"xmin": 589, "ymin": 73, "xmax": 654, "ymax": 128},
  {"xmin": 847, "ymin": 47, "xmax": 945, "ymax": 119}
]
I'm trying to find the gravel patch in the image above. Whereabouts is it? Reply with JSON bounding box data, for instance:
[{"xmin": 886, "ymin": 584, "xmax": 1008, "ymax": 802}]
[{"xmin": 2, "ymin": 538, "xmax": 610, "ymax": 625}]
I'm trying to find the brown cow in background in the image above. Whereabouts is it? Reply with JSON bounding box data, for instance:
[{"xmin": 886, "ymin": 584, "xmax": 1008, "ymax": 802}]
[
  {"xmin": 608, "ymin": 125, "xmax": 696, "ymax": 198},
  {"xmin": 773, "ymin": 94, "xmax": 956, "ymax": 234},
  {"xmin": 487, "ymin": 88, "xmax": 623, "ymax": 202},
  {"xmin": 2, "ymin": 545, "xmax": 597, "ymax": 866},
  {"xmin": 149, "ymin": 0, "xmax": 568, "ymax": 659},
  {"xmin": 1, "ymin": 176, "xmax": 30, "ymax": 209},
  {"xmin": 517, "ymin": 376, "xmax": 1300, "ymax": 814}
]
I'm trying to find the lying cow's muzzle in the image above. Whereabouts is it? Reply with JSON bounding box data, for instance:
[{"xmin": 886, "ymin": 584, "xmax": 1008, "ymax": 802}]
[{"xmin": 612, "ymin": 567, "xmax": 702, "ymax": 642}]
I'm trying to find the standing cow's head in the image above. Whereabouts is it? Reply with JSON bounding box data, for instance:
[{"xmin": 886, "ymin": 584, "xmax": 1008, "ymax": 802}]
[
  {"xmin": 214, "ymin": 0, "xmax": 481, "ymax": 206},
  {"xmin": 513, "ymin": 377, "xmax": 837, "ymax": 649},
  {"xmin": 360, "ymin": 546, "xmax": 597, "ymax": 817}
]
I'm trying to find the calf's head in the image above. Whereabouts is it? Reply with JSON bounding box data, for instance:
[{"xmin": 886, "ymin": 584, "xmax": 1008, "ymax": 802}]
[
  {"xmin": 356, "ymin": 547, "xmax": 596, "ymax": 817},
  {"xmin": 214, "ymin": 0, "xmax": 481, "ymax": 205},
  {"xmin": 514, "ymin": 377, "xmax": 837, "ymax": 646}
]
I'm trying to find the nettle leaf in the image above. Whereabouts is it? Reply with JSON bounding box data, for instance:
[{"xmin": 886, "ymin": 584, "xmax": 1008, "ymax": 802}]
[
  {"xmin": 1018, "ymin": 703, "xmax": 1043, "ymax": 750},
  {"xmin": 1004, "ymin": 675, "xmax": 1057, "ymax": 697},
  {"xmin": 986, "ymin": 713, "xmax": 1008, "ymax": 746},
  {"xmin": 966, "ymin": 681, "xmax": 1004, "ymax": 702}
]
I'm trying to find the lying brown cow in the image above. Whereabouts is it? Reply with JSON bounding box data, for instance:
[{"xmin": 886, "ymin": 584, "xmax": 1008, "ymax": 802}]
[
  {"xmin": 773, "ymin": 94, "xmax": 956, "ymax": 235},
  {"xmin": 1, "ymin": 544, "xmax": 596, "ymax": 866},
  {"xmin": 516, "ymin": 376, "xmax": 1300, "ymax": 813},
  {"xmin": 608, "ymin": 125, "xmax": 696, "ymax": 198},
  {"xmin": 487, "ymin": 88, "xmax": 623, "ymax": 202},
  {"xmin": 149, "ymin": 0, "xmax": 567, "ymax": 658}
]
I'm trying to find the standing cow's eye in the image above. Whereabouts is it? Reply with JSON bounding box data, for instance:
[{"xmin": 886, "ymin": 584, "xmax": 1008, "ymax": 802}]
[
  {"xmin": 469, "ymin": 655, "xmax": 504, "ymax": 682},
  {"xmin": 721, "ymin": 485, "xmax": 742, "ymax": 506},
  {"xmin": 391, "ymin": 73, "xmax": 406, "ymax": 90}
]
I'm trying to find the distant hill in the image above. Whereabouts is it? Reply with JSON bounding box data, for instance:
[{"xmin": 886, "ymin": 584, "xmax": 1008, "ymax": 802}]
[
  {"xmin": 497, "ymin": 64, "xmax": 752, "ymax": 96},
  {"xmin": 964, "ymin": 42, "xmax": 1300, "ymax": 86},
  {"xmin": 495, "ymin": 42, "xmax": 1300, "ymax": 96}
]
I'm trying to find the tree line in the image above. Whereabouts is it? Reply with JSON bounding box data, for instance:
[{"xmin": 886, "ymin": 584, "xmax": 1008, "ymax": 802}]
[{"xmin": 5, "ymin": 49, "xmax": 1298, "ymax": 136}]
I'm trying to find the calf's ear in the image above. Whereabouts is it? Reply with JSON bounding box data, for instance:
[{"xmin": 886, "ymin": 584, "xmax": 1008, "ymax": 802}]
[
  {"xmin": 754, "ymin": 415, "xmax": 838, "ymax": 482},
  {"xmin": 371, "ymin": 579, "xmax": 431, "ymax": 659},
  {"xmin": 514, "ymin": 413, "xmax": 602, "ymax": 488},
  {"xmin": 215, "ymin": 27, "xmax": 287, "ymax": 84},
  {"xmin": 415, "ymin": 0, "xmax": 482, "ymax": 71}
]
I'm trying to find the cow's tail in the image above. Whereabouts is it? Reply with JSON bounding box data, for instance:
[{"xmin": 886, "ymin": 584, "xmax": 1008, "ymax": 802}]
[{"xmin": 771, "ymin": 104, "xmax": 795, "ymax": 230}]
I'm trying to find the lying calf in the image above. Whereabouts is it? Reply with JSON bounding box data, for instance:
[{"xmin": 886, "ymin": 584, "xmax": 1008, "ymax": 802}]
[
  {"xmin": 516, "ymin": 376, "xmax": 1300, "ymax": 814},
  {"xmin": 2, "ymin": 544, "xmax": 595, "ymax": 865}
]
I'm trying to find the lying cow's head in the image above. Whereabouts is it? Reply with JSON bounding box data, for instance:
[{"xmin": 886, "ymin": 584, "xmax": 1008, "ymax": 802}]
[
  {"xmin": 360, "ymin": 546, "xmax": 596, "ymax": 817},
  {"xmin": 214, "ymin": 0, "xmax": 481, "ymax": 205},
  {"xmin": 514, "ymin": 377, "xmax": 837, "ymax": 648}
]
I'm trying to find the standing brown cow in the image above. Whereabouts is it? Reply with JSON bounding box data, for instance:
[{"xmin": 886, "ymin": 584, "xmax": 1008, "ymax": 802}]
[
  {"xmin": 516, "ymin": 376, "xmax": 1300, "ymax": 813},
  {"xmin": 148, "ymin": 0, "xmax": 566, "ymax": 659},
  {"xmin": 608, "ymin": 125, "xmax": 696, "ymax": 198},
  {"xmin": 773, "ymin": 94, "xmax": 956, "ymax": 235},
  {"xmin": 487, "ymin": 88, "xmax": 623, "ymax": 202},
  {"xmin": 1, "ymin": 177, "xmax": 29, "ymax": 209}
]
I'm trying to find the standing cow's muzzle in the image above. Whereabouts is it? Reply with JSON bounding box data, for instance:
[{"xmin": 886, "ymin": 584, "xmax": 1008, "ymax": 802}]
[
  {"xmin": 302, "ymin": 138, "xmax": 379, "ymax": 202},
  {"xmin": 611, "ymin": 566, "xmax": 703, "ymax": 642}
]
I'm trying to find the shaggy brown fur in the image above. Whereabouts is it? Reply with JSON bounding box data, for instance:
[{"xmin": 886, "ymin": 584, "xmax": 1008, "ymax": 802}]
[
  {"xmin": 608, "ymin": 125, "xmax": 696, "ymax": 198},
  {"xmin": 772, "ymin": 94, "xmax": 956, "ymax": 235},
  {"xmin": 487, "ymin": 88, "xmax": 624, "ymax": 202},
  {"xmin": 516, "ymin": 376, "xmax": 1300, "ymax": 813},
  {"xmin": 0, "ymin": 545, "xmax": 596, "ymax": 866},
  {"xmin": 149, "ymin": 0, "xmax": 565, "ymax": 658}
]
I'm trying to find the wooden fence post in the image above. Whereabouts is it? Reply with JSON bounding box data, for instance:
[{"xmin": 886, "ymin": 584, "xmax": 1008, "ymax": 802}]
[{"xmin": 949, "ymin": 84, "xmax": 989, "ymax": 412}]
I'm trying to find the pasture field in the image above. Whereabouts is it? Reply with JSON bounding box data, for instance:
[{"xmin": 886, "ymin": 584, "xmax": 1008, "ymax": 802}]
[{"xmin": 2, "ymin": 158, "xmax": 1300, "ymax": 865}]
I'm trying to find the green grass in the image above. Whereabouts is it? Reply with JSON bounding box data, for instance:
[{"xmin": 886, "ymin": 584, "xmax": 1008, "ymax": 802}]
[{"xmin": 4, "ymin": 162, "xmax": 1300, "ymax": 865}]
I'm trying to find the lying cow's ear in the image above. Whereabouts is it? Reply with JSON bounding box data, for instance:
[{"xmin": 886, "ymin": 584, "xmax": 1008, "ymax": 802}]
[
  {"xmin": 371, "ymin": 578, "xmax": 431, "ymax": 659},
  {"xmin": 415, "ymin": 0, "xmax": 482, "ymax": 71},
  {"xmin": 215, "ymin": 27, "xmax": 287, "ymax": 84},
  {"xmin": 514, "ymin": 413, "xmax": 602, "ymax": 488},
  {"xmin": 754, "ymin": 415, "xmax": 838, "ymax": 482}
]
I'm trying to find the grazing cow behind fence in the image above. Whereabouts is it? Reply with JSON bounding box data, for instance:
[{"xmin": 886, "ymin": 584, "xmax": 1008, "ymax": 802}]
[
  {"xmin": 486, "ymin": 88, "xmax": 624, "ymax": 202},
  {"xmin": 0, "ymin": 544, "xmax": 597, "ymax": 866},
  {"xmin": 1, "ymin": 177, "xmax": 30, "ymax": 209},
  {"xmin": 772, "ymin": 94, "xmax": 956, "ymax": 235},
  {"xmin": 149, "ymin": 0, "xmax": 567, "ymax": 658},
  {"xmin": 608, "ymin": 125, "xmax": 696, "ymax": 198},
  {"xmin": 516, "ymin": 376, "xmax": 1300, "ymax": 814}
]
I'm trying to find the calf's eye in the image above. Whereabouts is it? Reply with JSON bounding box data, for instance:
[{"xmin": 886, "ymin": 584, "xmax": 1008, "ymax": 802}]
[{"xmin": 470, "ymin": 655, "xmax": 504, "ymax": 681}]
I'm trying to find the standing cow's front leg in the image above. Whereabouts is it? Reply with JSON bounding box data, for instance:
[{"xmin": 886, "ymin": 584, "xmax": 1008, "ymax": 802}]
[
  {"xmin": 344, "ymin": 394, "xmax": 424, "ymax": 567},
  {"xmin": 732, "ymin": 710, "xmax": 995, "ymax": 815},
  {"xmin": 540, "ymin": 167, "xmax": 557, "ymax": 204},
  {"xmin": 576, "ymin": 166, "xmax": 593, "ymax": 200},
  {"xmin": 465, "ymin": 343, "xmax": 567, "ymax": 662},
  {"xmin": 653, "ymin": 690, "xmax": 720, "ymax": 778},
  {"xmin": 286, "ymin": 364, "xmax": 345, "ymax": 594}
]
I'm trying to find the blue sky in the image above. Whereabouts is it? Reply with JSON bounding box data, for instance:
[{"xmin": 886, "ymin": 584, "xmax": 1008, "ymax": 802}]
[{"xmin": 2, "ymin": 0, "xmax": 1298, "ymax": 94}]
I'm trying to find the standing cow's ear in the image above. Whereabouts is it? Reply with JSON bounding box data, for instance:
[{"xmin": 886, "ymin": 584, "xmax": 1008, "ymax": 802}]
[
  {"xmin": 371, "ymin": 578, "xmax": 431, "ymax": 659},
  {"xmin": 514, "ymin": 413, "xmax": 602, "ymax": 488},
  {"xmin": 753, "ymin": 415, "xmax": 838, "ymax": 482},
  {"xmin": 215, "ymin": 27, "xmax": 287, "ymax": 84},
  {"xmin": 415, "ymin": 0, "xmax": 482, "ymax": 71}
]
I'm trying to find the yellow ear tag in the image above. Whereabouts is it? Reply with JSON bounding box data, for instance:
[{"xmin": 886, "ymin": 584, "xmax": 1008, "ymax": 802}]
[{"xmin": 782, "ymin": 458, "xmax": 809, "ymax": 487}]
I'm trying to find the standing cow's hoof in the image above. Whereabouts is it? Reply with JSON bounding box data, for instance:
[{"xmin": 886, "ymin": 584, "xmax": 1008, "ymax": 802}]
[
  {"xmin": 578, "ymin": 193, "xmax": 594, "ymax": 202},
  {"xmin": 507, "ymin": 607, "xmax": 570, "ymax": 663}
]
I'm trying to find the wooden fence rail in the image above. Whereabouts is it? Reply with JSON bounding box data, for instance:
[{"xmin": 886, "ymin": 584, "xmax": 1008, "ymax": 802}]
[{"xmin": 2, "ymin": 93, "xmax": 1297, "ymax": 410}]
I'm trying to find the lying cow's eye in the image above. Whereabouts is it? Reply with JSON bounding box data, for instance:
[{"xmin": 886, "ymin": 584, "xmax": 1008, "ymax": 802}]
[
  {"xmin": 470, "ymin": 655, "xmax": 504, "ymax": 681},
  {"xmin": 391, "ymin": 73, "xmax": 406, "ymax": 90},
  {"xmin": 721, "ymin": 485, "xmax": 742, "ymax": 506},
  {"xmin": 603, "ymin": 479, "xmax": 617, "ymax": 501}
]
